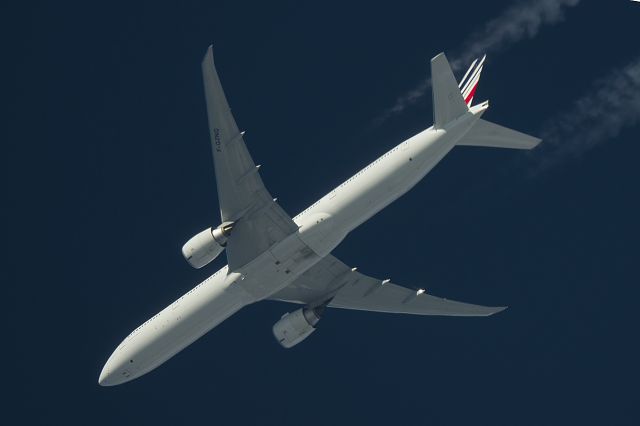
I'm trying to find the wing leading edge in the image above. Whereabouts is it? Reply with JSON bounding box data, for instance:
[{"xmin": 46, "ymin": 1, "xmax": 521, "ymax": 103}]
[
  {"xmin": 269, "ymin": 255, "xmax": 505, "ymax": 317},
  {"xmin": 201, "ymin": 46, "xmax": 298, "ymax": 268}
]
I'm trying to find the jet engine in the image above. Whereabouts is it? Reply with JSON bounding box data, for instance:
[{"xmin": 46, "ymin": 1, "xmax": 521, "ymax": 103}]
[
  {"xmin": 272, "ymin": 304, "xmax": 327, "ymax": 348},
  {"xmin": 181, "ymin": 222, "xmax": 234, "ymax": 269}
]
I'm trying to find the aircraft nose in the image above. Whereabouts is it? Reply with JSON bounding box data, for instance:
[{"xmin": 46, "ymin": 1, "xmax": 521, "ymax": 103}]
[
  {"xmin": 98, "ymin": 360, "xmax": 125, "ymax": 387},
  {"xmin": 98, "ymin": 354, "xmax": 129, "ymax": 386},
  {"xmin": 99, "ymin": 349, "xmax": 138, "ymax": 386},
  {"xmin": 98, "ymin": 364, "xmax": 113, "ymax": 386}
]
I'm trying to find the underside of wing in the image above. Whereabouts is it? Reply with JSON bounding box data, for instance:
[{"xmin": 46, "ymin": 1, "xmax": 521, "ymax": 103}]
[
  {"xmin": 201, "ymin": 46, "xmax": 298, "ymax": 268},
  {"xmin": 269, "ymin": 255, "xmax": 505, "ymax": 317},
  {"xmin": 330, "ymin": 279, "xmax": 505, "ymax": 316}
]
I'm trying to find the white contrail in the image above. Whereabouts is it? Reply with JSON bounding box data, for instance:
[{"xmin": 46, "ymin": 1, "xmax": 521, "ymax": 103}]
[
  {"xmin": 530, "ymin": 56, "xmax": 640, "ymax": 175},
  {"xmin": 373, "ymin": 0, "xmax": 581, "ymax": 126},
  {"xmin": 450, "ymin": 0, "xmax": 581, "ymax": 71}
]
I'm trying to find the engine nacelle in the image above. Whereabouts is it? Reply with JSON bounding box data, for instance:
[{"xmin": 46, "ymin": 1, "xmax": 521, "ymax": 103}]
[
  {"xmin": 181, "ymin": 222, "xmax": 234, "ymax": 269},
  {"xmin": 272, "ymin": 305, "xmax": 324, "ymax": 348}
]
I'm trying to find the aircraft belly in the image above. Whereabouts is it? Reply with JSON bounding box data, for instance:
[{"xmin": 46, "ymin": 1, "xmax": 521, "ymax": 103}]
[
  {"xmin": 104, "ymin": 234, "xmax": 324, "ymax": 384},
  {"xmin": 297, "ymin": 212, "xmax": 348, "ymax": 257},
  {"xmin": 135, "ymin": 289, "xmax": 246, "ymax": 377},
  {"xmin": 333, "ymin": 134, "xmax": 455, "ymax": 233},
  {"xmin": 235, "ymin": 232, "xmax": 322, "ymax": 300},
  {"xmin": 293, "ymin": 135, "xmax": 452, "ymax": 256},
  {"xmin": 104, "ymin": 269, "xmax": 252, "ymax": 384}
]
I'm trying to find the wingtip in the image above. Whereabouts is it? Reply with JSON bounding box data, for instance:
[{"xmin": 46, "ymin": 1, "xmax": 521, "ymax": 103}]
[
  {"xmin": 522, "ymin": 136, "xmax": 543, "ymax": 150},
  {"xmin": 203, "ymin": 45, "xmax": 215, "ymax": 65},
  {"xmin": 490, "ymin": 306, "xmax": 508, "ymax": 315}
]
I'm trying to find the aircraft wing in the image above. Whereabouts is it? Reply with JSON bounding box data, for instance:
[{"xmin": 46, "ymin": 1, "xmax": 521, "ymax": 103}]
[
  {"xmin": 269, "ymin": 255, "xmax": 505, "ymax": 316},
  {"xmin": 202, "ymin": 46, "xmax": 298, "ymax": 268}
]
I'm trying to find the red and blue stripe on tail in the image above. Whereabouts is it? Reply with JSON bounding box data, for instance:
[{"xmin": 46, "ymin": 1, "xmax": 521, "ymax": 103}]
[{"xmin": 458, "ymin": 55, "xmax": 486, "ymax": 107}]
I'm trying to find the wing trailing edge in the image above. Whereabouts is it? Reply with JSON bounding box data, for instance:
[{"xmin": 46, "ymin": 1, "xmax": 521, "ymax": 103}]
[{"xmin": 268, "ymin": 255, "xmax": 506, "ymax": 317}]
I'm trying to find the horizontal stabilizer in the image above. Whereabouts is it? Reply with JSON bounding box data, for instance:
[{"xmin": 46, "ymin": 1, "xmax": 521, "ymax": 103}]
[{"xmin": 458, "ymin": 118, "xmax": 541, "ymax": 150}]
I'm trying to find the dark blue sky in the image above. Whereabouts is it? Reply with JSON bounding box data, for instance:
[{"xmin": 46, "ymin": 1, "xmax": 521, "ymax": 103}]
[{"xmin": 6, "ymin": 1, "xmax": 640, "ymax": 424}]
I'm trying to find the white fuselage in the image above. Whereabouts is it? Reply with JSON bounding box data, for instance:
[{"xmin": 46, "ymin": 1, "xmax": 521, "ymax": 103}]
[{"xmin": 98, "ymin": 106, "xmax": 486, "ymax": 386}]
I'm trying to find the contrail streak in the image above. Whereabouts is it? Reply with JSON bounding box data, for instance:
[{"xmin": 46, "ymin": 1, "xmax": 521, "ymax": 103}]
[
  {"xmin": 529, "ymin": 56, "xmax": 640, "ymax": 175},
  {"xmin": 450, "ymin": 0, "xmax": 581, "ymax": 71},
  {"xmin": 373, "ymin": 0, "xmax": 581, "ymax": 126}
]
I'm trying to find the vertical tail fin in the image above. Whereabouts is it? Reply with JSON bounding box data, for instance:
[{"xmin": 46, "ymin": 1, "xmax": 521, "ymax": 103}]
[
  {"xmin": 431, "ymin": 53, "xmax": 469, "ymax": 128},
  {"xmin": 432, "ymin": 53, "xmax": 488, "ymax": 128}
]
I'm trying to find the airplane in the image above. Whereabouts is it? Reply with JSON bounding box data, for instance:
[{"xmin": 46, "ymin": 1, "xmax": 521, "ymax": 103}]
[{"xmin": 98, "ymin": 46, "xmax": 540, "ymax": 386}]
